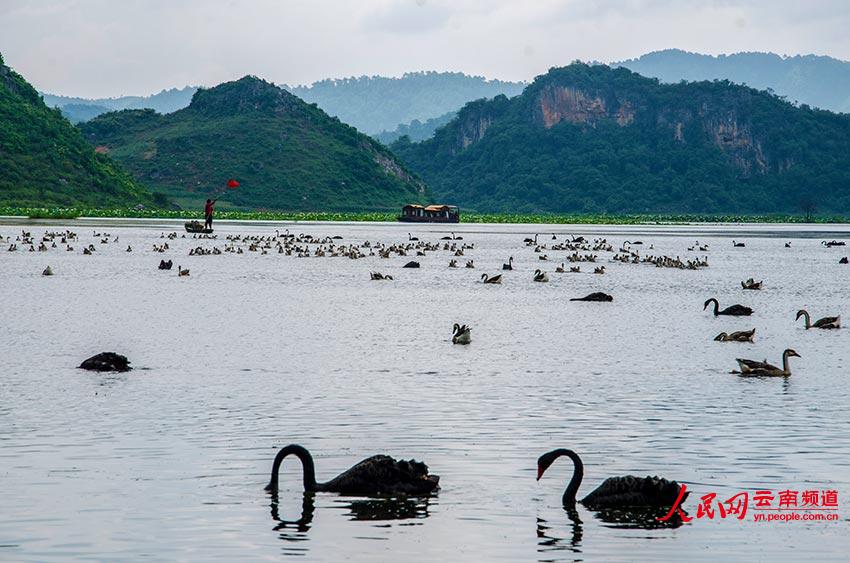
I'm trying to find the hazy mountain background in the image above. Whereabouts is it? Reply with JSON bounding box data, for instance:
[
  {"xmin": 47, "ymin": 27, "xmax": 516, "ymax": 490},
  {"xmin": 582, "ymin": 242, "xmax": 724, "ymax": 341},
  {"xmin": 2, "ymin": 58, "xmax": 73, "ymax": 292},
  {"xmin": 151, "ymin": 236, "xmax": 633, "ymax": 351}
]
[
  {"xmin": 616, "ymin": 49, "xmax": 850, "ymax": 113},
  {"xmin": 41, "ymin": 87, "xmax": 198, "ymax": 123},
  {"xmin": 40, "ymin": 72, "xmax": 525, "ymax": 136},
  {"xmin": 285, "ymin": 72, "xmax": 525, "ymax": 134}
]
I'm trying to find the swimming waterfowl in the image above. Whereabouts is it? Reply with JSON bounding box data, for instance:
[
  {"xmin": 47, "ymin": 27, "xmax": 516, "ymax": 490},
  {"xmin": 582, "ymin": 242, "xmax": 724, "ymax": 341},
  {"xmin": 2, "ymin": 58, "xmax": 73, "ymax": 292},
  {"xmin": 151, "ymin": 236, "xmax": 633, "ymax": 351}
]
[
  {"xmin": 533, "ymin": 269, "xmax": 549, "ymax": 282},
  {"xmin": 178, "ymin": 266, "xmax": 190, "ymax": 277},
  {"xmin": 785, "ymin": 242, "xmax": 792, "ymax": 248},
  {"xmin": 79, "ymin": 352, "xmax": 131, "ymax": 372},
  {"xmin": 502, "ymin": 257, "xmax": 513, "ymax": 270},
  {"xmin": 570, "ymin": 292, "xmax": 613, "ymax": 302},
  {"xmin": 741, "ymin": 278, "xmax": 763, "ymax": 290},
  {"xmin": 370, "ymin": 272, "xmax": 393, "ymax": 280},
  {"xmin": 403, "ymin": 261, "xmax": 420, "ymax": 268},
  {"xmin": 159, "ymin": 259, "xmax": 173, "ymax": 270},
  {"xmin": 840, "ymin": 257, "xmax": 849, "ymax": 264},
  {"xmin": 42, "ymin": 265, "xmax": 53, "ymax": 276},
  {"xmin": 408, "ymin": 233, "xmax": 419, "ymax": 241},
  {"xmin": 537, "ymin": 449, "xmax": 687, "ymax": 510},
  {"xmin": 733, "ymin": 240, "xmax": 746, "ymax": 247},
  {"xmin": 555, "ymin": 263, "xmax": 565, "ymax": 273},
  {"xmin": 796, "ymin": 309, "xmax": 840, "ymax": 329},
  {"xmin": 448, "ymin": 259, "xmax": 458, "ymax": 268},
  {"xmin": 265, "ymin": 444, "xmax": 439, "ymax": 496},
  {"xmin": 465, "ymin": 260, "xmax": 475, "ymax": 268},
  {"xmin": 704, "ymin": 298, "xmax": 752, "ymax": 316},
  {"xmin": 452, "ymin": 323, "xmax": 471, "ymax": 344},
  {"xmin": 593, "ymin": 266, "xmax": 605, "ymax": 274},
  {"xmin": 714, "ymin": 329, "xmax": 755, "ymax": 342},
  {"xmin": 481, "ymin": 273, "xmax": 502, "ymax": 284},
  {"xmin": 735, "ymin": 349, "xmax": 800, "ymax": 377}
]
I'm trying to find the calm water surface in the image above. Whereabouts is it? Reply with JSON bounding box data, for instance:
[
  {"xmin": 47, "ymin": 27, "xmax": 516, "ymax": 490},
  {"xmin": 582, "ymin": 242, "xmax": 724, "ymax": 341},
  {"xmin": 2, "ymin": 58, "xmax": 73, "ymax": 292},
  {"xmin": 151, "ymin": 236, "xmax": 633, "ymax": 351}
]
[{"xmin": 1, "ymin": 220, "xmax": 849, "ymax": 561}]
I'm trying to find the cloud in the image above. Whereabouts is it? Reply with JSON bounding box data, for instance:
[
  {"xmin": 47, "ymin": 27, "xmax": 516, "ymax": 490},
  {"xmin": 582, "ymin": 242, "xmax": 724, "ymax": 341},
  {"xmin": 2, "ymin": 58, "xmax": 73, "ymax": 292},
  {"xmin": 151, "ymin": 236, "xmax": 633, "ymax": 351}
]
[
  {"xmin": 1, "ymin": 0, "xmax": 849, "ymax": 97},
  {"xmin": 360, "ymin": 0, "xmax": 453, "ymax": 34}
]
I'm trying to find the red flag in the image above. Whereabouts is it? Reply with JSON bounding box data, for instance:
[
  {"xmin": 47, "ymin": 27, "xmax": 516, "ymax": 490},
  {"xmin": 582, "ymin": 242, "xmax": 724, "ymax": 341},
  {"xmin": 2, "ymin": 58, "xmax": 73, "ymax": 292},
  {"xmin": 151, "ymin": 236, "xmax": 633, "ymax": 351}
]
[{"xmin": 227, "ymin": 178, "xmax": 240, "ymax": 188}]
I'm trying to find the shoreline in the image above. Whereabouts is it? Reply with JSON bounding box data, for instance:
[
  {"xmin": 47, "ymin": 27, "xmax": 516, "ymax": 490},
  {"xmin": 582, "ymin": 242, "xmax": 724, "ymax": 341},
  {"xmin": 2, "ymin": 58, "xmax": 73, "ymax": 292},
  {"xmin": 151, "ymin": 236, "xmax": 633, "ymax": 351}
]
[
  {"xmin": 3, "ymin": 214, "xmax": 850, "ymax": 239},
  {"xmin": 0, "ymin": 206, "xmax": 847, "ymax": 226}
]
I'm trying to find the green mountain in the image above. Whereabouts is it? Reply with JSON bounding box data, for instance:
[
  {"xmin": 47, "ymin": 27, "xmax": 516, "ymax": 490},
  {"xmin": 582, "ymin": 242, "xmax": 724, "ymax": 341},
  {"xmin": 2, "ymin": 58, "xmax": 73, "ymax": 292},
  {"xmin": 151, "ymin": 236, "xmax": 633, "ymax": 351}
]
[
  {"xmin": 392, "ymin": 63, "xmax": 850, "ymax": 214},
  {"xmin": 287, "ymin": 72, "xmax": 525, "ymax": 134},
  {"xmin": 0, "ymin": 53, "xmax": 151, "ymax": 208},
  {"xmin": 42, "ymin": 86, "xmax": 198, "ymax": 123},
  {"xmin": 79, "ymin": 76, "xmax": 426, "ymax": 211},
  {"xmin": 616, "ymin": 49, "xmax": 850, "ymax": 114}
]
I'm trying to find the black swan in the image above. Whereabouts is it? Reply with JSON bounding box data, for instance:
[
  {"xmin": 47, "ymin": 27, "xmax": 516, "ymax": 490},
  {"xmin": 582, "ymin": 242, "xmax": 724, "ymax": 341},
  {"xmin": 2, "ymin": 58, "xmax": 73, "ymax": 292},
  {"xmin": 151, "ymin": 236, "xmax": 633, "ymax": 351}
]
[
  {"xmin": 79, "ymin": 352, "xmax": 131, "ymax": 372},
  {"xmin": 704, "ymin": 298, "xmax": 752, "ymax": 316},
  {"xmin": 403, "ymin": 261, "xmax": 420, "ymax": 268},
  {"xmin": 537, "ymin": 449, "xmax": 686, "ymax": 510},
  {"xmin": 265, "ymin": 444, "xmax": 439, "ymax": 496},
  {"xmin": 502, "ymin": 257, "xmax": 513, "ymax": 270},
  {"xmin": 570, "ymin": 292, "xmax": 613, "ymax": 302}
]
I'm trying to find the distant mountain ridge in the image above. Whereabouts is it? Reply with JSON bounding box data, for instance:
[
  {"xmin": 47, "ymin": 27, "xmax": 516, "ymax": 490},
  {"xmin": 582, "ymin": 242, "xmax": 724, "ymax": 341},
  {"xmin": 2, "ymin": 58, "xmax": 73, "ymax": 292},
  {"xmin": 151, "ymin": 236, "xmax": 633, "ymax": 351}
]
[
  {"xmin": 393, "ymin": 63, "xmax": 850, "ymax": 214},
  {"xmin": 39, "ymin": 72, "xmax": 525, "ymax": 135},
  {"xmin": 616, "ymin": 49, "xmax": 850, "ymax": 113},
  {"xmin": 78, "ymin": 76, "xmax": 426, "ymax": 211},
  {"xmin": 0, "ymin": 53, "xmax": 151, "ymax": 207},
  {"xmin": 285, "ymin": 71, "xmax": 526, "ymax": 134},
  {"xmin": 374, "ymin": 111, "xmax": 457, "ymax": 145},
  {"xmin": 42, "ymin": 86, "xmax": 198, "ymax": 123}
]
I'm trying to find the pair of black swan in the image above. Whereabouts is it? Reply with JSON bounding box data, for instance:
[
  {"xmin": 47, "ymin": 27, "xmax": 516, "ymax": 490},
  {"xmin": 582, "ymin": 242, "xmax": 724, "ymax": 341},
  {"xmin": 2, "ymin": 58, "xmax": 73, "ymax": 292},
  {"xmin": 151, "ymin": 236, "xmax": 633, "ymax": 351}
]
[{"xmin": 266, "ymin": 445, "xmax": 685, "ymax": 511}]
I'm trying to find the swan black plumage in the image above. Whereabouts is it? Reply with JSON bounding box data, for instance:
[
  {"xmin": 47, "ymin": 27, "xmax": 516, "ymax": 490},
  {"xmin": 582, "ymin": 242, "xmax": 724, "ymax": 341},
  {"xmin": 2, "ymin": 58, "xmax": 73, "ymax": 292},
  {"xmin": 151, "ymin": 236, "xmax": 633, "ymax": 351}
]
[
  {"xmin": 570, "ymin": 292, "xmax": 613, "ymax": 302},
  {"xmin": 266, "ymin": 444, "xmax": 439, "ymax": 496},
  {"xmin": 537, "ymin": 449, "xmax": 687, "ymax": 510},
  {"xmin": 704, "ymin": 298, "xmax": 752, "ymax": 316}
]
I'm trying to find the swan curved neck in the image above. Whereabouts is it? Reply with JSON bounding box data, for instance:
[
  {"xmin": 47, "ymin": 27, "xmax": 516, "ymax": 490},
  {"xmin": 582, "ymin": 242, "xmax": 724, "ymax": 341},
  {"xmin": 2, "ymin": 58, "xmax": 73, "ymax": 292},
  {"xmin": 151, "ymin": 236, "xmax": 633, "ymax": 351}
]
[
  {"xmin": 710, "ymin": 299, "xmax": 719, "ymax": 315},
  {"xmin": 267, "ymin": 445, "xmax": 319, "ymax": 492},
  {"xmin": 801, "ymin": 311, "xmax": 811, "ymax": 328},
  {"xmin": 783, "ymin": 352, "xmax": 792, "ymax": 374},
  {"xmin": 556, "ymin": 449, "xmax": 584, "ymax": 506}
]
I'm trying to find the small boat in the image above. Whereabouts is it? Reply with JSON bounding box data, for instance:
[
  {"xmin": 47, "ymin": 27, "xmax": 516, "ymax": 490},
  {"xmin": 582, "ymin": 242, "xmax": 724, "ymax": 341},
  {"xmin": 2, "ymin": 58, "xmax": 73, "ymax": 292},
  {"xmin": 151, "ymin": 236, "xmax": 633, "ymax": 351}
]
[{"xmin": 185, "ymin": 221, "xmax": 213, "ymax": 234}]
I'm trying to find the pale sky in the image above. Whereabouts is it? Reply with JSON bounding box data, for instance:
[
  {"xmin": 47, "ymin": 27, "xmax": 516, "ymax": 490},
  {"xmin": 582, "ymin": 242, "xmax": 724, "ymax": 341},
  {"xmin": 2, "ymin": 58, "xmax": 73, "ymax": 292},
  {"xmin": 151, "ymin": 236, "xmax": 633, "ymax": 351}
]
[{"xmin": 2, "ymin": 0, "xmax": 849, "ymax": 98}]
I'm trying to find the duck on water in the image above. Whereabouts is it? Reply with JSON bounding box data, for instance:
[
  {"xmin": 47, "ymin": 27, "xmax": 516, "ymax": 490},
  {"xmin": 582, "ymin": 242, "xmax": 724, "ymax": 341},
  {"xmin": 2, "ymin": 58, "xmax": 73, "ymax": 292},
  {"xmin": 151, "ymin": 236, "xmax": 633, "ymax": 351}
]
[
  {"xmin": 735, "ymin": 349, "xmax": 800, "ymax": 377},
  {"xmin": 266, "ymin": 444, "xmax": 439, "ymax": 496}
]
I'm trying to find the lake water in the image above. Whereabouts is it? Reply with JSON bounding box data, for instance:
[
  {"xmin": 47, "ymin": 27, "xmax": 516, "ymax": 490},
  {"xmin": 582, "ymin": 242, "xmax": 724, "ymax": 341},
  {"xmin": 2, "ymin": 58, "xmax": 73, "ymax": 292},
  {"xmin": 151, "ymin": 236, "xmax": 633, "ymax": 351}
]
[{"xmin": 1, "ymin": 219, "xmax": 849, "ymax": 561}]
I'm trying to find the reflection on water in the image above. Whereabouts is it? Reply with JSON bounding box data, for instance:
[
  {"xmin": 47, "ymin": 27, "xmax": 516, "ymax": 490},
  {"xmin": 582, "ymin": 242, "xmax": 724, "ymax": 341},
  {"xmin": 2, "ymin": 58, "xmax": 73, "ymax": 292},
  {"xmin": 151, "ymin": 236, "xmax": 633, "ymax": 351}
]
[
  {"xmin": 271, "ymin": 492, "xmax": 315, "ymax": 533},
  {"xmin": 591, "ymin": 506, "xmax": 687, "ymax": 530},
  {"xmin": 341, "ymin": 496, "xmax": 431, "ymax": 521},
  {"xmin": 537, "ymin": 510, "xmax": 583, "ymax": 559},
  {"xmin": 271, "ymin": 492, "xmax": 315, "ymax": 556},
  {"xmin": 2, "ymin": 220, "xmax": 849, "ymax": 561}
]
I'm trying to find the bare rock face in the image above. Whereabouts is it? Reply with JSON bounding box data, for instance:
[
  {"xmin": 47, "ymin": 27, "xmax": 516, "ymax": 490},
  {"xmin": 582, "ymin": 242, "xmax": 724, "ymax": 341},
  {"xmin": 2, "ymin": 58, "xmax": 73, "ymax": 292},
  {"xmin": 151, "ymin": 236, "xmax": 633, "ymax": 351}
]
[{"xmin": 79, "ymin": 352, "xmax": 131, "ymax": 372}]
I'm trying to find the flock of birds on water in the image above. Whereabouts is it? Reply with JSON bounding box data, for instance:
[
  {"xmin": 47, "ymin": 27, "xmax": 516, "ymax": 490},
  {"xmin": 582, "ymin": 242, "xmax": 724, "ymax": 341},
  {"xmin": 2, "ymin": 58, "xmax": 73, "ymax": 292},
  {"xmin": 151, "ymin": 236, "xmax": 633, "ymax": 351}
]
[{"xmin": 4, "ymin": 224, "xmax": 846, "ymax": 523}]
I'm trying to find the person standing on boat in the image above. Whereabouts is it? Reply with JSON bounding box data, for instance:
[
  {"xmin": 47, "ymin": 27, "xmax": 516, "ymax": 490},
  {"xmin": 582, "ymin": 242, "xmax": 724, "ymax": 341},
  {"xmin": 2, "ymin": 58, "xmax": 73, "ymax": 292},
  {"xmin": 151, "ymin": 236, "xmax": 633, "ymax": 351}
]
[{"xmin": 204, "ymin": 198, "xmax": 217, "ymax": 230}]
